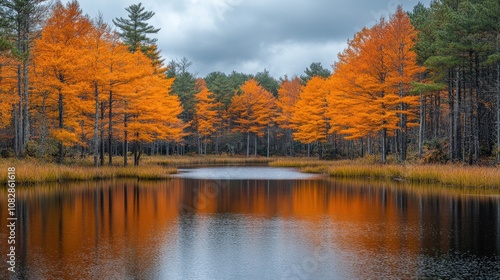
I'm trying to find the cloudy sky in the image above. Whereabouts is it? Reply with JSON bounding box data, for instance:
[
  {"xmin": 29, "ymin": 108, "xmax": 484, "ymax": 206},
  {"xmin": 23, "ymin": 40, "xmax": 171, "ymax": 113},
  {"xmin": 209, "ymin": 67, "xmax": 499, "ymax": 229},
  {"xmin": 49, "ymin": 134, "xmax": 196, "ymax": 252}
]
[{"xmin": 75, "ymin": 0, "xmax": 431, "ymax": 78}]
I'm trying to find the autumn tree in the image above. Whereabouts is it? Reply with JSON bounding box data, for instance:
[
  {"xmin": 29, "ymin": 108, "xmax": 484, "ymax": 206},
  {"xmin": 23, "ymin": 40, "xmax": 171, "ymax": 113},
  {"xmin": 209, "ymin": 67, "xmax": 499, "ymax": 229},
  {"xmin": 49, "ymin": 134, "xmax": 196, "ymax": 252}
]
[
  {"xmin": 194, "ymin": 78, "xmax": 219, "ymax": 154},
  {"xmin": 0, "ymin": 0, "xmax": 48, "ymax": 156},
  {"xmin": 230, "ymin": 79, "xmax": 276, "ymax": 157},
  {"xmin": 31, "ymin": 0, "xmax": 93, "ymax": 163},
  {"xmin": 113, "ymin": 49, "xmax": 184, "ymax": 165},
  {"xmin": 0, "ymin": 49, "xmax": 18, "ymax": 131},
  {"xmin": 386, "ymin": 6, "xmax": 422, "ymax": 161},
  {"xmin": 275, "ymin": 76, "xmax": 301, "ymax": 156},
  {"xmin": 292, "ymin": 76, "xmax": 329, "ymax": 157},
  {"xmin": 204, "ymin": 71, "xmax": 252, "ymax": 154},
  {"xmin": 328, "ymin": 9, "xmax": 421, "ymax": 163}
]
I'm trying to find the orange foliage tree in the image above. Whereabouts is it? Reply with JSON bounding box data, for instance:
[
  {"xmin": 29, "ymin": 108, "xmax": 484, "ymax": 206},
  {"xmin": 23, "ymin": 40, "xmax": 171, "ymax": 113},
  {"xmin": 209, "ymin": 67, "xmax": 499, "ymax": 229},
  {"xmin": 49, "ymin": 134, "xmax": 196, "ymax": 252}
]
[
  {"xmin": 119, "ymin": 50, "xmax": 183, "ymax": 166},
  {"xmin": 31, "ymin": 0, "xmax": 93, "ymax": 163},
  {"xmin": 230, "ymin": 79, "xmax": 276, "ymax": 157},
  {"xmin": 29, "ymin": 0, "xmax": 185, "ymax": 165},
  {"xmin": 292, "ymin": 76, "xmax": 329, "ymax": 157},
  {"xmin": 0, "ymin": 53, "xmax": 18, "ymax": 130},
  {"xmin": 275, "ymin": 76, "xmax": 301, "ymax": 156},
  {"xmin": 194, "ymin": 78, "xmax": 219, "ymax": 154},
  {"xmin": 328, "ymin": 7, "xmax": 421, "ymax": 162}
]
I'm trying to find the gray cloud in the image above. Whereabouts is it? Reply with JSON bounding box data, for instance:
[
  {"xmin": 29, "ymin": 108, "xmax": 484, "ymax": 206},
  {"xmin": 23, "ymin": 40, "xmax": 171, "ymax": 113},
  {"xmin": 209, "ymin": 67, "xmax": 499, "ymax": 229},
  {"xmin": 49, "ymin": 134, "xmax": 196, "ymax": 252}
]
[{"xmin": 75, "ymin": 0, "xmax": 431, "ymax": 78}]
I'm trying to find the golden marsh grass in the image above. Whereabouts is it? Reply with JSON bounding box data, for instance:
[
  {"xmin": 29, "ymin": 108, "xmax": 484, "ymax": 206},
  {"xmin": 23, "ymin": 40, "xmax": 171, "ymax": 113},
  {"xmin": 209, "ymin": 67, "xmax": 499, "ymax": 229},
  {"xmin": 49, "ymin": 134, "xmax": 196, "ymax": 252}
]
[{"xmin": 0, "ymin": 159, "xmax": 176, "ymax": 184}]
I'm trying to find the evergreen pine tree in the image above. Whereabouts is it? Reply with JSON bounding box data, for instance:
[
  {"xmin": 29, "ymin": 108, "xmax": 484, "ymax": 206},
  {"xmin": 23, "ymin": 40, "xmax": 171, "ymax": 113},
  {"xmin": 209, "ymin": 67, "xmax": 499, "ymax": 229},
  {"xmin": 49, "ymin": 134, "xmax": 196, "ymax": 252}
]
[{"xmin": 113, "ymin": 3, "xmax": 163, "ymax": 67}]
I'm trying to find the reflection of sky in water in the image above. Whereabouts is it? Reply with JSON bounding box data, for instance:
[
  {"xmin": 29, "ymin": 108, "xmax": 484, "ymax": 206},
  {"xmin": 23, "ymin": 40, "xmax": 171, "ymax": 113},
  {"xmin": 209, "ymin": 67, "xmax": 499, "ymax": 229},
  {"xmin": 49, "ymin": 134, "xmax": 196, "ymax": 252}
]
[
  {"xmin": 173, "ymin": 166, "xmax": 321, "ymax": 180},
  {"xmin": 1, "ymin": 176, "xmax": 499, "ymax": 279}
]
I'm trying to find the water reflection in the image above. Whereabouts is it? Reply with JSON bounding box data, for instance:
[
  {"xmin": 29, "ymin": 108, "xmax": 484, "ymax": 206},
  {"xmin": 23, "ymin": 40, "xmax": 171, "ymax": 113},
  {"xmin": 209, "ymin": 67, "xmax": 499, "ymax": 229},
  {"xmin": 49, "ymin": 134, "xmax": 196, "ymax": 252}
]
[{"xmin": 0, "ymin": 176, "xmax": 499, "ymax": 279}]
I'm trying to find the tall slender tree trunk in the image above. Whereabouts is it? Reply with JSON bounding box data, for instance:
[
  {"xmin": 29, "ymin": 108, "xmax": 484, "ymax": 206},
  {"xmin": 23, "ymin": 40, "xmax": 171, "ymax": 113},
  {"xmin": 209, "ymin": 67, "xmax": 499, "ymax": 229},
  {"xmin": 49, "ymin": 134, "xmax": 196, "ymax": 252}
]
[
  {"xmin": 254, "ymin": 134, "xmax": 257, "ymax": 156},
  {"xmin": 22, "ymin": 57, "xmax": 29, "ymax": 150},
  {"xmin": 133, "ymin": 134, "xmax": 141, "ymax": 166},
  {"xmin": 40, "ymin": 92, "xmax": 47, "ymax": 162},
  {"xmin": 267, "ymin": 126, "xmax": 270, "ymax": 158},
  {"xmin": 16, "ymin": 64, "xmax": 23, "ymax": 157},
  {"xmin": 497, "ymin": 36, "xmax": 500, "ymax": 162},
  {"xmin": 58, "ymin": 92, "xmax": 64, "ymax": 164},
  {"xmin": 418, "ymin": 89, "xmax": 425, "ymax": 158},
  {"xmin": 454, "ymin": 67, "xmax": 461, "ymax": 161},
  {"xmin": 123, "ymin": 114, "xmax": 128, "ymax": 166},
  {"xmin": 367, "ymin": 135, "xmax": 372, "ymax": 155},
  {"xmin": 14, "ymin": 105, "xmax": 19, "ymax": 156},
  {"xmin": 108, "ymin": 90, "xmax": 113, "ymax": 165},
  {"xmin": 246, "ymin": 131, "xmax": 250, "ymax": 157},
  {"xmin": 93, "ymin": 82, "xmax": 99, "ymax": 167},
  {"xmin": 468, "ymin": 51, "xmax": 474, "ymax": 165},
  {"xmin": 215, "ymin": 133, "xmax": 219, "ymax": 154},
  {"xmin": 100, "ymin": 101, "xmax": 105, "ymax": 166},
  {"xmin": 382, "ymin": 128, "xmax": 387, "ymax": 163}
]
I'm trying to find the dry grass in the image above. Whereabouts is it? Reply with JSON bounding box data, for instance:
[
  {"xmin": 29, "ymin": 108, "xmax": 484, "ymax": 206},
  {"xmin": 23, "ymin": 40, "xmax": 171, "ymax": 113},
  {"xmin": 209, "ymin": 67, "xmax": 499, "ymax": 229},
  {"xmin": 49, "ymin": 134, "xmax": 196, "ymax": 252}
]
[
  {"xmin": 0, "ymin": 158, "xmax": 176, "ymax": 184},
  {"xmin": 1, "ymin": 156, "xmax": 499, "ymax": 188},
  {"xmin": 270, "ymin": 158, "xmax": 500, "ymax": 188}
]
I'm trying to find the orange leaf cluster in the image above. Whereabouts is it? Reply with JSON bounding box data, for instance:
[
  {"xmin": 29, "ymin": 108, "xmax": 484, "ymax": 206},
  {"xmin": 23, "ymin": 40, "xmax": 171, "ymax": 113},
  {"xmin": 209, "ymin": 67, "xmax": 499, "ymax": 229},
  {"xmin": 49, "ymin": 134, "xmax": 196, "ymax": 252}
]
[{"xmin": 327, "ymin": 7, "xmax": 422, "ymax": 140}]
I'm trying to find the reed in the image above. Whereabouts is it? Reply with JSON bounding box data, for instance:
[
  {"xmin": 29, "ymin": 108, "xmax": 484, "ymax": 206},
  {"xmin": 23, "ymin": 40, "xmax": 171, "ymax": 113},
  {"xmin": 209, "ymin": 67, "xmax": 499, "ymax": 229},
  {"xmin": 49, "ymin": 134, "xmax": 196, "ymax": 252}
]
[
  {"xmin": 328, "ymin": 163, "xmax": 500, "ymax": 188},
  {"xmin": 0, "ymin": 159, "xmax": 177, "ymax": 184},
  {"xmin": 270, "ymin": 158, "xmax": 500, "ymax": 188},
  {"xmin": 1, "ymin": 156, "xmax": 499, "ymax": 188}
]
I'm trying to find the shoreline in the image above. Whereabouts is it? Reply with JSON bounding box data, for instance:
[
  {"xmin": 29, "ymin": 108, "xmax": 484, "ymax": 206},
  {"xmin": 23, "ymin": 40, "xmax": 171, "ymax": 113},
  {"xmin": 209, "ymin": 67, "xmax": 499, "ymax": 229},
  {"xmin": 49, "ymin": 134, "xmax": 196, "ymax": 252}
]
[{"xmin": 0, "ymin": 156, "xmax": 499, "ymax": 188}]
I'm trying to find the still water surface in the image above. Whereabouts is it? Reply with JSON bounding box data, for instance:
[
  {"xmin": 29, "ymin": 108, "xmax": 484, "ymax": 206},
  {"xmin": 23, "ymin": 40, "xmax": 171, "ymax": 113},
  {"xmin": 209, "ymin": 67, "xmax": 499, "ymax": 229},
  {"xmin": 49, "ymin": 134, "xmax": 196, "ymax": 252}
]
[{"xmin": 1, "ymin": 166, "xmax": 500, "ymax": 279}]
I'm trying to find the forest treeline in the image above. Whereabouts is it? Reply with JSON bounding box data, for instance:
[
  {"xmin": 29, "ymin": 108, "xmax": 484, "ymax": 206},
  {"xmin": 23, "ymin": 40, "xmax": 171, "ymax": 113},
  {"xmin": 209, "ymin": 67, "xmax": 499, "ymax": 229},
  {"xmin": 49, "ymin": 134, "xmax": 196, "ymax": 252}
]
[{"xmin": 0, "ymin": 0, "xmax": 499, "ymax": 166}]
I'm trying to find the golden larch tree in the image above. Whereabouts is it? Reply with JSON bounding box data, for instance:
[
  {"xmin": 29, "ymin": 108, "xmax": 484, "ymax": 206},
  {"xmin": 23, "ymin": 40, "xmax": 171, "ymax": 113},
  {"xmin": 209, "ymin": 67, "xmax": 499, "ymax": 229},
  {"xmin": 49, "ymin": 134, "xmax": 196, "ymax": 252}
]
[
  {"xmin": 275, "ymin": 76, "xmax": 301, "ymax": 156},
  {"xmin": 194, "ymin": 78, "xmax": 220, "ymax": 154},
  {"xmin": 31, "ymin": 0, "xmax": 93, "ymax": 163},
  {"xmin": 292, "ymin": 76, "xmax": 329, "ymax": 157},
  {"xmin": 230, "ymin": 79, "xmax": 276, "ymax": 157}
]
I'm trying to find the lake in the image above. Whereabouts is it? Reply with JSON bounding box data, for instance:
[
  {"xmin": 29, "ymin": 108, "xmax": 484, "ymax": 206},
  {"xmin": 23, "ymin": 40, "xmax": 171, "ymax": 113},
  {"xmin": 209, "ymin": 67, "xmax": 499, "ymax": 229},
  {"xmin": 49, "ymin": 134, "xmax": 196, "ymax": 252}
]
[{"xmin": 1, "ymin": 166, "xmax": 500, "ymax": 279}]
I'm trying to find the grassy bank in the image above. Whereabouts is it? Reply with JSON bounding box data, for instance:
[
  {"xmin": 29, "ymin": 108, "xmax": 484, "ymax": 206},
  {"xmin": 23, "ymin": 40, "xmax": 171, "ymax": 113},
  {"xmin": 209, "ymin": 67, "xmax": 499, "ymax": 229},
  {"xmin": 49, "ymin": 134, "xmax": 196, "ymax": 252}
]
[
  {"xmin": 270, "ymin": 158, "xmax": 500, "ymax": 188},
  {"xmin": 1, "ymin": 156, "xmax": 499, "ymax": 188},
  {"xmin": 0, "ymin": 155, "xmax": 271, "ymax": 184},
  {"xmin": 0, "ymin": 159, "xmax": 177, "ymax": 184}
]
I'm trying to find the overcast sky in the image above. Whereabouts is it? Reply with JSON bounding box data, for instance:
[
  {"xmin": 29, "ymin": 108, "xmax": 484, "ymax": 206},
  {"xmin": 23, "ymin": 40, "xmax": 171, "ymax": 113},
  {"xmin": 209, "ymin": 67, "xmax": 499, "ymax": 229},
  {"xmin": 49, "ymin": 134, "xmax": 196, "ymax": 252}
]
[{"xmin": 74, "ymin": 0, "xmax": 432, "ymax": 78}]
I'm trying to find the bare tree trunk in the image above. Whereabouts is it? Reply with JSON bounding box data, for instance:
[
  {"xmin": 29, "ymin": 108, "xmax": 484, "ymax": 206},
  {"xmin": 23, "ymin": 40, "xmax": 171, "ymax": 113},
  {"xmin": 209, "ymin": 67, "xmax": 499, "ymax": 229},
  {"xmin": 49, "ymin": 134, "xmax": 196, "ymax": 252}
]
[
  {"xmin": 246, "ymin": 132, "xmax": 250, "ymax": 157},
  {"xmin": 418, "ymin": 89, "xmax": 425, "ymax": 158},
  {"xmin": 267, "ymin": 126, "xmax": 270, "ymax": 158},
  {"xmin": 215, "ymin": 133, "xmax": 219, "ymax": 154},
  {"xmin": 100, "ymin": 101, "xmax": 105, "ymax": 166},
  {"xmin": 14, "ymin": 105, "xmax": 19, "ymax": 156},
  {"xmin": 40, "ymin": 92, "xmax": 47, "ymax": 162},
  {"xmin": 58, "ymin": 92, "xmax": 64, "ymax": 164},
  {"xmin": 454, "ymin": 67, "xmax": 461, "ymax": 161},
  {"xmin": 254, "ymin": 134, "xmax": 257, "ymax": 156},
  {"xmin": 382, "ymin": 128, "xmax": 387, "ymax": 163},
  {"xmin": 22, "ymin": 57, "xmax": 29, "ymax": 150},
  {"xmin": 448, "ymin": 70, "xmax": 453, "ymax": 161},
  {"xmin": 16, "ymin": 64, "xmax": 23, "ymax": 157},
  {"xmin": 367, "ymin": 135, "xmax": 372, "ymax": 155},
  {"xmin": 123, "ymin": 114, "xmax": 128, "ymax": 166},
  {"xmin": 468, "ymin": 51, "xmax": 474, "ymax": 165},
  {"xmin": 108, "ymin": 90, "xmax": 113, "ymax": 165},
  {"xmin": 93, "ymin": 82, "xmax": 99, "ymax": 167},
  {"xmin": 497, "ymin": 36, "xmax": 500, "ymax": 162}
]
